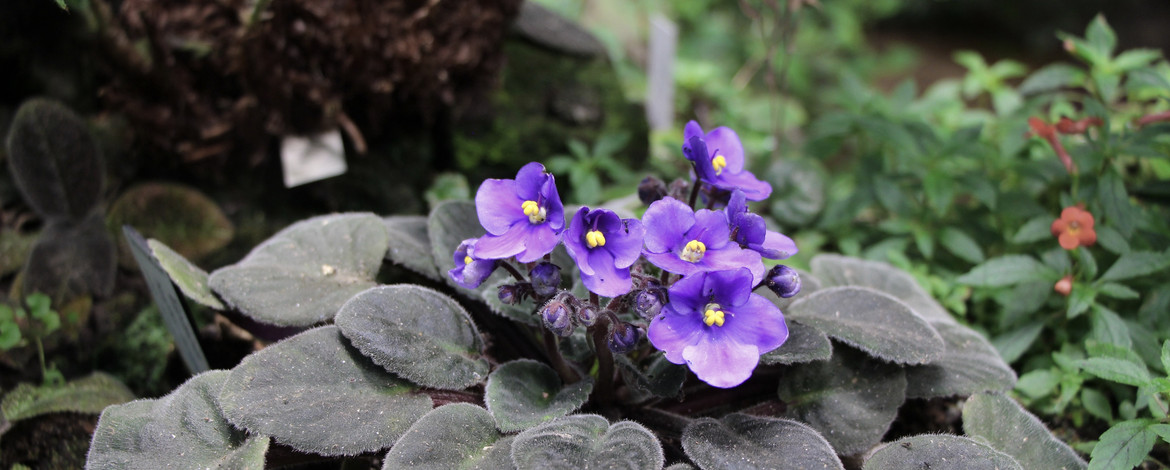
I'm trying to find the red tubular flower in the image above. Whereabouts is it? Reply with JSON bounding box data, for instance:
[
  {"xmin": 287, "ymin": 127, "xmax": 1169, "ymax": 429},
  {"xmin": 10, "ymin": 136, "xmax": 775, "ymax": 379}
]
[
  {"xmin": 1055, "ymin": 117, "xmax": 1103, "ymax": 135},
  {"xmin": 1028, "ymin": 117, "xmax": 1078, "ymax": 174},
  {"xmin": 1050, "ymin": 206, "xmax": 1096, "ymax": 250}
]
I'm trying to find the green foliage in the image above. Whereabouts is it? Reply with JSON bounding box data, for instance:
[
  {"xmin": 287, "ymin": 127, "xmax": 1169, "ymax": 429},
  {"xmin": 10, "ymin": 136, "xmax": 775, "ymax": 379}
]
[
  {"xmin": 682, "ymin": 414, "xmax": 844, "ymax": 470},
  {"xmin": 864, "ymin": 434, "xmax": 1023, "ymax": 470},
  {"xmin": 5, "ymin": 98, "xmax": 103, "ymax": 221},
  {"xmin": 546, "ymin": 131, "xmax": 638, "ymax": 205},
  {"xmin": 485, "ymin": 360, "xmax": 592, "ymax": 433},
  {"xmin": 383, "ymin": 404, "xmax": 514, "ymax": 470},
  {"xmin": 785, "ymin": 286, "xmax": 944, "ymax": 365},
  {"xmin": 510, "ymin": 415, "xmax": 663, "ymax": 470},
  {"xmin": 0, "ymin": 372, "xmax": 134, "ymax": 423}
]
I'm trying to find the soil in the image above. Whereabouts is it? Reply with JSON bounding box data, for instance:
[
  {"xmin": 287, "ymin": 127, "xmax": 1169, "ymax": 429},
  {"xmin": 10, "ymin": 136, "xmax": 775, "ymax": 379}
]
[{"xmin": 0, "ymin": 412, "xmax": 97, "ymax": 469}]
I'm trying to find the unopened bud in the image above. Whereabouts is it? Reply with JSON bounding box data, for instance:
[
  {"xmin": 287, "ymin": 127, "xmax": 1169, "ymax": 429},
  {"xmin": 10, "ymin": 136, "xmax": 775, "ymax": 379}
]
[
  {"xmin": 529, "ymin": 262, "xmax": 561, "ymax": 298},
  {"xmin": 541, "ymin": 298, "xmax": 574, "ymax": 337},
  {"xmin": 607, "ymin": 322, "xmax": 641, "ymax": 354},
  {"xmin": 765, "ymin": 265, "xmax": 802, "ymax": 298},
  {"xmin": 638, "ymin": 176, "xmax": 668, "ymax": 205},
  {"xmin": 634, "ymin": 287, "xmax": 665, "ymax": 320},
  {"xmin": 1054, "ymin": 275, "xmax": 1073, "ymax": 297},
  {"xmin": 498, "ymin": 284, "xmax": 522, "ymax": 305},
  {"xmin": 575, "ymin": 305, "xmax": 599, "ymax": 327},
  {"xmin": 667, "ymin": 178, "xmax": 690, "ymax": 201}
]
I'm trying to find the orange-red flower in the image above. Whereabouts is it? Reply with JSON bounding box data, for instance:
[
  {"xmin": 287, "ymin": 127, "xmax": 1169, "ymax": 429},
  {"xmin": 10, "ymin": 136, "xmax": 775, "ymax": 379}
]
[
  {"xmin": 1054, "ymin": 275, "xmax": 1073, "ymax": 296},
  {"xmin": 1050, "ymin": 206, "xmax": 1096, "ymax": 250},
  {"xmin": 1055, "ymin": 116, "xmax": 1103, "ymax": 135},
  {"xmin": 1028, "ymin": 117, "xmax": 1077, "ymax": 174}
]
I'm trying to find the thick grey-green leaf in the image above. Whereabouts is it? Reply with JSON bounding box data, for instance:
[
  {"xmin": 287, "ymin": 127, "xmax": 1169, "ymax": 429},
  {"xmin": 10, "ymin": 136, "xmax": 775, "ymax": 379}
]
[
  {"xmin": 511, "ymin": 415, "xmax": 664, "ymax": 470},
  {"xmin": 383, "ymin": 403, "xmax": 515, "ymax": 470},
  {"xmin": 22, "ymin": 214, "xmax": 115, "ymax": 299},
  {"xmin": 810, "ymin": 254, "xmax": 952, "ymax": 324},
  {"xmin": 383, "ymin": 215, "xmax": 440, "ymax": 280},
  {"xmin": 760, "ymin": 320, "xmax": 832, "ymax": 365},
  {"xmin": 335, "ymin": 285, "xmax": 488, "ymax": 390},
  {"xmin": 208, "ymin": 213, "xmax": 389, "ymax": 326},
  {"xmin": 617, "ymin": 353, "xmax": 687, "ymax": 400},
  {"xmin": 219, "ymin": 326, "xmax": 432, "ymax": 456},
  {"xmin": 682, "ymin": 413, "xmax": 844, "ymax": 470},
  {"xmin": 777, "ymin": 347, "xmax": 907, "ymax": 456},
  {"xmin": 2, "ymin": 372, "xmax": 134, "ymax": 422},
  {"xmin": 905, "ymin": 323, "xmax": 1016, "ymax": 399},
  {"xmin": 148, "ymin": 238, "xmax": 225, "ymax": 310},
  {"xmin": 863, "ymin": 434, "xmax": 1022, "ymax": 470},
  {"xmin": 485, "ymin": 360, "xmax": 592, "ymax": 433},
  {"xmin": 87, "ymin": 370, "xmax": 269, "ymax": 469},
  {"xmin": 963, "ymin": 392, "xmax": 1087, "ymax": 470},
  {"xmin": 787, "ymin": 286, "xmax": 944, "ymax": 365}
]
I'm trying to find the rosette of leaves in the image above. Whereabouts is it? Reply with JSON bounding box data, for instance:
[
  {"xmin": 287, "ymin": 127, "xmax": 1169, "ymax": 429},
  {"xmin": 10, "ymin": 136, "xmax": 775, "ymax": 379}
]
[{"xmin": 4, "ymin": 98, "xmax": 115, "ymax": 301}]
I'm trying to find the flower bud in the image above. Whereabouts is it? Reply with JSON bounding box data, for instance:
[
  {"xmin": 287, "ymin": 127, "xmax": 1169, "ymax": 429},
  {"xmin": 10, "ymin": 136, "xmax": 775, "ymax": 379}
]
[
  {"xmin": 607, "ymin": 322, "xmax": 641, "ymax": 354},
  {"xmin": 541, "ymin": 298, "xmax": 574, "ymax": 337},
  {"xmin": 498, "ymin": 284, "xmax": 522, "ymax": 305},
  {"xmin": 529, "ymin": 262, "xmax": 561, "ymax": 298},
  {"xmin": 575, "ymin": 304, "xmax": 599, "ymax": 327},
  {"xmin": 634, "ymin": 287, "xmax": 665, "ymax": 320},
  {"xmin": 764, "ymin": 264, "xmax": 801, "ymax": 298},
  {"xmin": 667, "ymin": 178, "xmax": 690, "ymax": 201},
  {"xmin": 638, "ymin": 176, "xmax": 668, "ymax": 205},
  {"xmin": 1054, "ymin": 275, "xmax": 1073, "ymax": 297}
]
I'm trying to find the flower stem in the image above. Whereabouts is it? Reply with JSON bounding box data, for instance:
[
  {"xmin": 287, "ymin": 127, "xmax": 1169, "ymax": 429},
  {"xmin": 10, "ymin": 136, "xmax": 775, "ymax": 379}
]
[
  {"xmin": 687, "ymin": 180, "xmax": 701, "ymax": 209},
  {"xmin": 591, "ymin": 316, "xmax": 615, "ymax": 409},
  {"xmin": 499, "ymin": 261, "xmax": 526, "ymax": 282},
  {"xmin": 544, "ymin": 331, "xmax": 580, "ymax": 384}
]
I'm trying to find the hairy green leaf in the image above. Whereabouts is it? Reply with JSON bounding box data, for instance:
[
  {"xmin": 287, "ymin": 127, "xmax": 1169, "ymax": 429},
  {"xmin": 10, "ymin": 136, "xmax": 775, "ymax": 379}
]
[
  {"xmin": 786, "ymin": 286, "xmax": 944, "ymax": 365},
  {"xmin": 485, "ymin": 360, "xmax": 592, "ymax": 433},
  {"xmin": 2, "ymin": 372, "xmax": 134, "ymax": 422},
  {"xmin": 760, "ymin": 320, "xmax": 832, "ymax": 365},
  {"xmin": 617, "ymin": 353, "xmax": 687, "ymax": 400},
  {"xmin": 5, "ymin": 98, "xmax": 103, "ymax": 220},
  {"xmin": 811, "ymin": 254, "xmax": 952, "ymax": 324},
  {"xmin": 511, "ymin": 415, "xmax": 663, "ymax": 470},
  {"xmin": 148, "ymin": 238, "xmax": 224, "ymax": 310},
  {"xmin": 209, "ymin": 213, "xmax": 389, "ymax": 326},
  {"xmin": 335, "ymin": 285, "xmax": 489, "ymax": 390},
  {"xmin": 383, "ymin": 404, "xmax": 514, "ymax": 470},
  {"xmin": 682, "ymin": 413, "xmax": 844, "ymax": 470},
  {"xmin": 864, "ymin": 434, "xmax": 1022, "ymax": 470},
  {"xmin": 963, "ymin": 392, "xmax": 1087, "ymax": 470},
  {"xmin": 22, "ymin": 214, "xmax": 116, "ymax": 299},
  {"xmin": 87, "ymin": 370, "xmax": 269, "ymax": 469},
  {"xmin": 383, "ymin": 215, "xmax": 440, "ymax": 280},
  {"xmin": 1089, "ymin": 419, "xmax": 1157, "ymax": 470},
  {"xmin": 905, "ymin": 323, "xmax": 1016, "ymax": 399},
  {"xmin": 219, "ymin": 326, "xmax": 432, "ymax": 456}
]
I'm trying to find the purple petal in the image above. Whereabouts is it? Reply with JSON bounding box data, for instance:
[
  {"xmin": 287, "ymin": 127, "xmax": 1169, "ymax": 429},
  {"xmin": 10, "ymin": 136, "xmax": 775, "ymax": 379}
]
[
  {"xmin": 475, "ymin": 179, "xmax": 524, "ymax": 235},
  {"xmin": 608, "ymin": 218, "xmax": 645, "ymax": 269},
  {"xmin": 514, "ymin": 223, "xmax": 561, "ymax": 263},
  {"xmin": 643, "ymin": 251, "xmax": 701, "ymax": 278},
  {"xmin": 690, "ymin": 209, "xmax": 732, "ymax": 250},
  {"xmin": 540, "ymin": 176, "xmax": 566, "ymax": 231},
  {"xmin": 469, "ymin": 226, "xmax": 527, "ymax": 260},
  {"xmin": 723, "ymin": 295, "xmax": 788, "ymax": 354},
  {"xmin": 698, "ymin": 247, "xmax": 765, "ymax": 285},
  {"xmin": 665, "ymin": 272, "xmax": 708, "ymax": 314},
  {"xmin": 564, "ymin": 207, "xmax": 592, "ymax": 274},
  {"xmin": 648, "ymin": 310, "xmax": 704, "ymax": 364},
  {"xmin": 715, "ymin": 170, "xmax": 772, "ymax": 201},
  {"xmin": 726, "ymin": 190, "xmax": 748, "ymax": 220},
  {"xmin": 751, "ymin": 230, "xmax": 798, "ymax": 260},
  {"xmin": 702, "ymin": 268, "xmax": 753, "ymax": 309},
  {"xmin": 581, "ymin": 251, "xmax": 632, "ymax": 297},
  {"xmin": 514, "ymin": 162, "xmax": 548, "ymax": 201},
  {"xmin": 683, "ymin": 120, "xmax": 705, "ymax": 149},
  {"xmin": 735, "ymin": 213, "xmax": 768, "ymax": 246},
  {"xmin": 705, "ymin": 127, "xmax": 745, "ymax": 174},
  {"xmin": 643, "ymin": 198, "xmax": 694, "ymax": 254},
  {"xmin": 682, "ymin": 334, "xmax": 760, "ymax": 388},
  {"xmin": 688, "ymin": 136, "xmax": 718, "ymax": 182}
]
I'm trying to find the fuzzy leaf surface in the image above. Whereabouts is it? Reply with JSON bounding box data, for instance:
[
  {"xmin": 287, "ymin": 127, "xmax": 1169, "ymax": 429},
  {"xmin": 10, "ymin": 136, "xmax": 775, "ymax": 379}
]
[
  {"xmin": 86, "ymin": 370, "xmax": 269, "ymax": 469},
  {"xmin": 22, "ymin": 214, "xmax": 115, "ymax": 298},
  {"xmin": 485, "ymin": 360, "xmax": 592, "ymax": 432},
  {"xmin": 148, "ymin": 238, "xmax": 224, "ymax": 310},
  {"xmin": 2, "ymin": 372, "xmax": 134, "ymax": 422},
  {"xmin": 383, "ymin": 215, "xmax": 440, "ymax": 280},
  {"xmin": 759, "ymin": 320, "xmax": 832, "ymax": 365},
  {"xmin": 219, "ymin": 326, "xmax": 431, "ymax": 456},
  {"xmin": 511, "ymin": 415, "xmax": 663, "ymax": 470},
  {"xmin": 335, "ymin": 285, "xmax": 489, "ymax": 390},
  {"xmin": 963, "ymin": 392, "xmax": 1087, "ymax": 470},
  {"xmin": 5, "ymin": 98, "xmax": 103, "ymax": 220},
  {"xmin": 905, "ymin": 323, "xmax": 1016, "ymax": 399},
  {"xmin": 209, "ymin": 213, "xmax": 388, "ymax": 326},
  {"xmin": 863, "ymin": 434, "xmax": 1022, "ymax": 470},
  {"xmin": 682, "ymin": 413, "xmax": 844, "ymax": 470},
  {"xmin": 810, "ymin": 254, "xmax": 952, "ymax": 324},
  {"xmin": 383, "ymin": 403, "xmax": 515, "ymax": 470},
  {"xmin": 617, "ymin": 353, "xmax": 687, "ymax": 400},
  {"xmin": 777, "ymin": 347, "xmax": 907, "ymax": 455},
  {"xmin": 786, "ymin": 286, "xmax": 944, "ymax": 365}
]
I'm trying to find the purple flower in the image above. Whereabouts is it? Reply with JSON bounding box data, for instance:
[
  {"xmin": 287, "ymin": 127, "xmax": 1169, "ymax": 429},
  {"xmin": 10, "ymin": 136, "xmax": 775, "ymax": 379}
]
[
  {"xmin": 448, "ymin": 238, "xmax": 496, "ymax": 289},
  {"xmin": 683, "ymin": 121, "xmax": 771, "ymax": 201},
  {"xmin": 726, "ymin": 190, "xmax": 797, "ymax": 259},
  {"xmin": 642, "ymin": 197, "xmax": 765, "ymax": 285},
  {"xmin": 471, "ymin": 162, "xmax": 565, "ymax": 263},
  {"xmin": 564, "ymin": 207, "xmax": 645, "ymax": 297},
  {"xmin": 648, "ymin": 268, "xmax": 788, "ymax": 388}
]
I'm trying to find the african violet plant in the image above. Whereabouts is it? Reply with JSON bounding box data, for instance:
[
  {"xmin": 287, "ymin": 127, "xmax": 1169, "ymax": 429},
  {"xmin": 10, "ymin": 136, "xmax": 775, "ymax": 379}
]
[{"xmin": 88, "ymin": 121, "xmax": 1083, "ymax": 469}]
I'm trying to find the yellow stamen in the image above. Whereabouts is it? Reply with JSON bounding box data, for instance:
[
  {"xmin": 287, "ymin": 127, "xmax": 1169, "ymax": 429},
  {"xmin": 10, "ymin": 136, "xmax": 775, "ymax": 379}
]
[
  {"xmin": 712, "ymin": 155, "xmax": 727, "ymax": 175},
  {"xmin": 464, "ymin": 255, "xmax": 474, "ymax": 265},
  {"xmin": 703, "ymin": 308, "xmax": 725, "ymax": 327},
  {"xmin": 680, "ymin": 240, "xmax": 706, "ymax": 263},
  {"xmin": 586, "ymin": 230, "xmax": 607, "ymax": 248},
  {"xmin": 521, "ymin": 200, "xmax": 547, "ymax": 224}
]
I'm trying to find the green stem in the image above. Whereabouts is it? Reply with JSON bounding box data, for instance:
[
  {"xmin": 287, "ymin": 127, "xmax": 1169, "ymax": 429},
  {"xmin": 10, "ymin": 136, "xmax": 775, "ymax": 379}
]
[{"xmin": 34, "ymin": 336, "xmax": 46, "ymax": 381}]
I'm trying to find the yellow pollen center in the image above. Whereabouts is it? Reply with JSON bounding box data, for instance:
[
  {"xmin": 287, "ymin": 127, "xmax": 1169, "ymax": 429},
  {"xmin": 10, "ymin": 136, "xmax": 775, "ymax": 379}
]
[
  {"xmin": 680, "ymin": 240, "xmax": 706, "ymax": 263},
  {"xmin": 521, "ymin": 200, "xmax": 547, "ymax": 224},
  {"xmin": 586, "ymin": 230, "xmax": 607, "ymax": 248},
  {"xmin": 464, "ymin": 255, "xmax": 473, "ymax": 265},
  {"xmin": 712, "ymin": 155, "xmax": 727, "ymax": 175},
  {"xmin": 703, "ymin": 308, "xmax": 725, "ymax": 327}
]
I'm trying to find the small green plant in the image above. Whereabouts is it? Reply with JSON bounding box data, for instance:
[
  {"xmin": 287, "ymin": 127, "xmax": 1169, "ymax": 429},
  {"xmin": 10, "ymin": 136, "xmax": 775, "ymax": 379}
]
[
  {"xmin": 1, "ymin": 293, "xmax": 65, "ymax": 386},
  {"xmin": 546, "ymin": 131, "xmax": 637, "ymax": 205}
]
